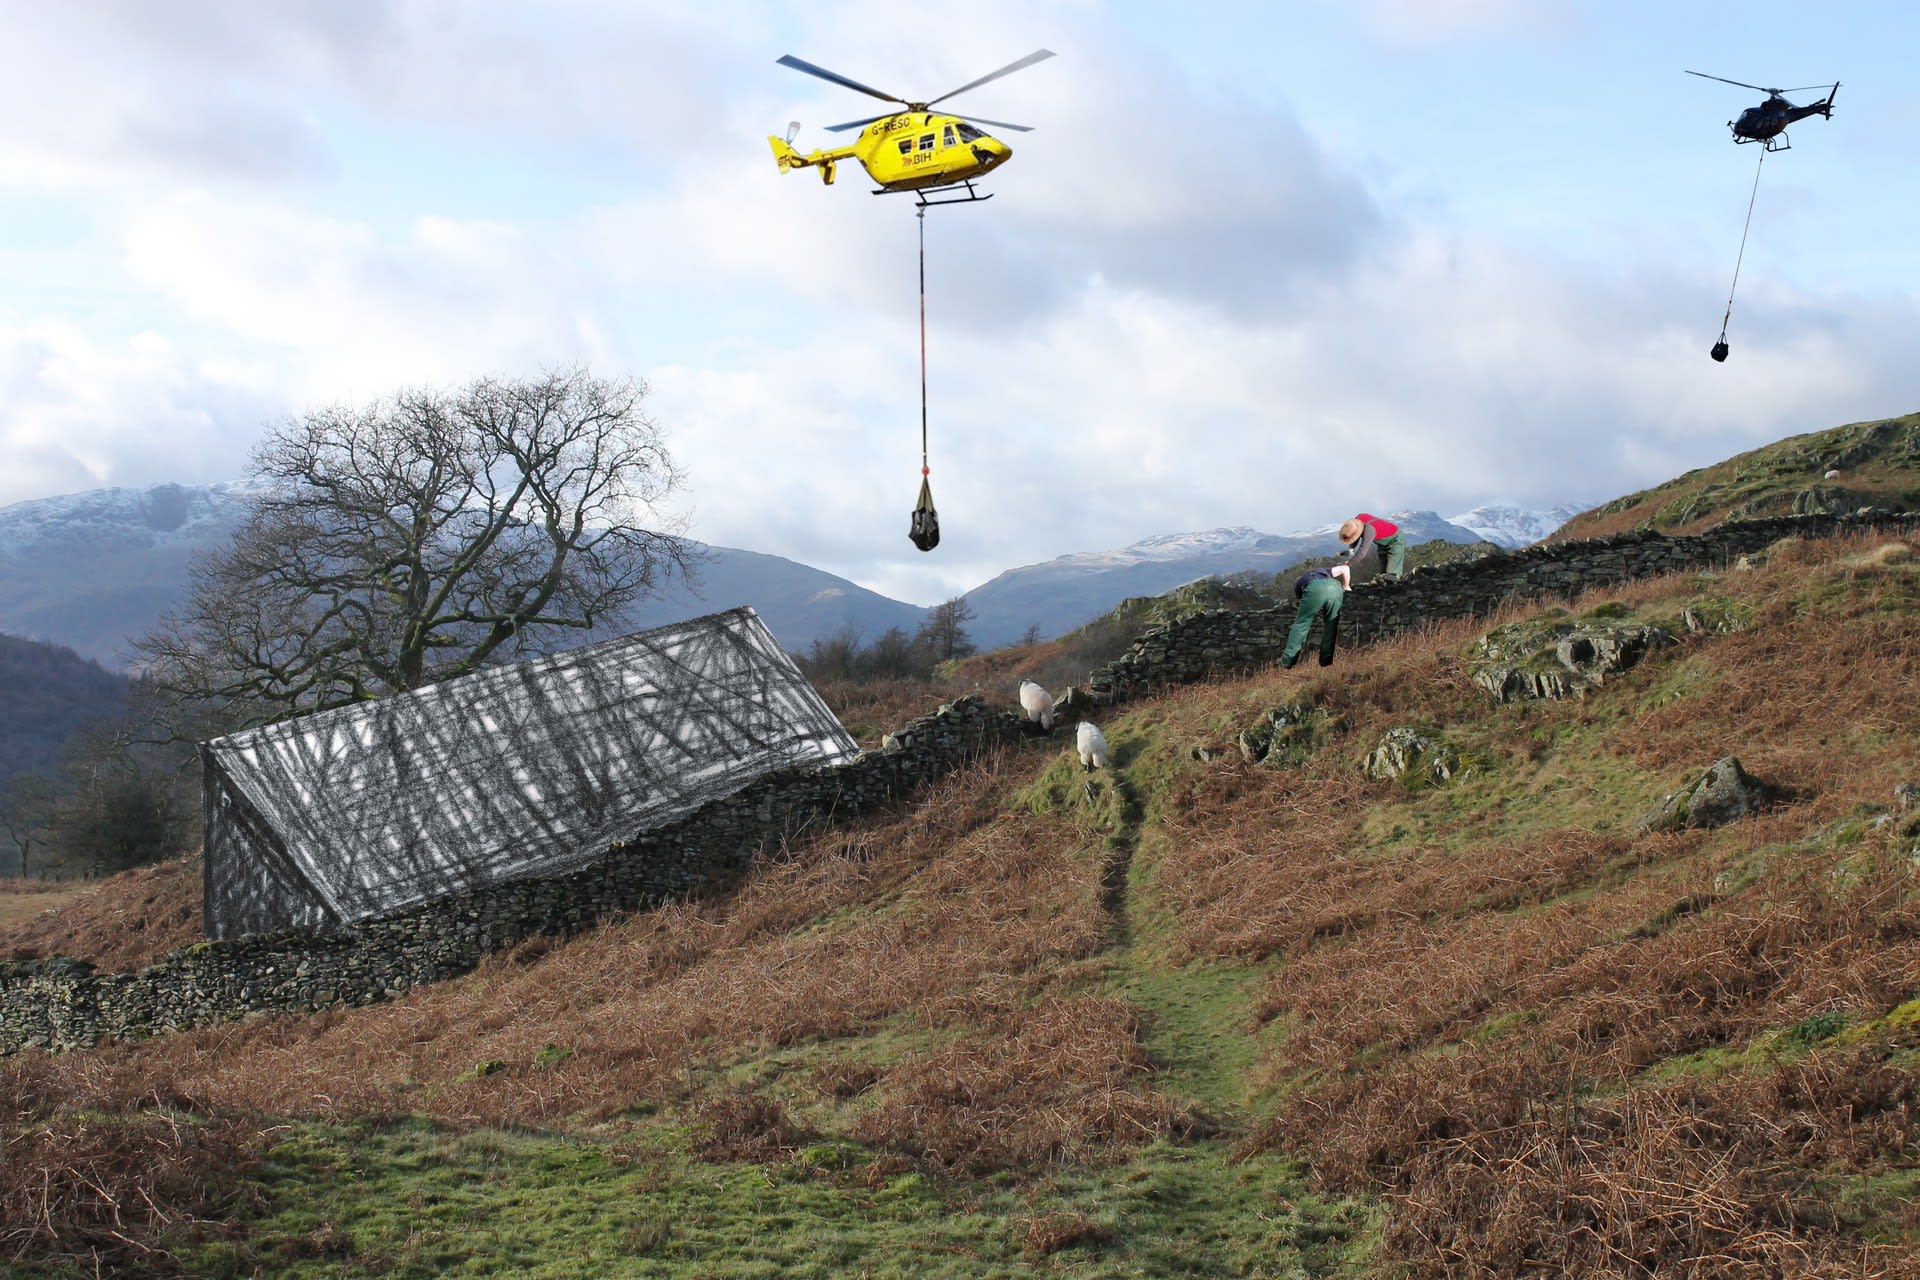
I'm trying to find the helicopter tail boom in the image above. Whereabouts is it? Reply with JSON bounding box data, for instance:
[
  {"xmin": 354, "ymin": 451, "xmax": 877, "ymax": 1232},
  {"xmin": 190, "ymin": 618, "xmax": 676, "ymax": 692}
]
[{"xmin": 768, "ymin": 135, "xmax": 843, "ymax": 185}]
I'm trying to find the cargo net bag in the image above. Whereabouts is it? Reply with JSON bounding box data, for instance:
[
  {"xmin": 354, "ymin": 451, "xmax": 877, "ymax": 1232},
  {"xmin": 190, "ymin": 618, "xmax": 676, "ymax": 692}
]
[{"xmin": 910, "ymin": 474, "xmax": 940, "ymax": 552}]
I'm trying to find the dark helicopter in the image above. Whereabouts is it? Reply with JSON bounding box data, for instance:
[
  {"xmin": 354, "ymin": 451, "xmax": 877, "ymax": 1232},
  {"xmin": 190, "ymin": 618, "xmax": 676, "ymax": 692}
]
[{"xmin": 1686, "ymin": 71, "xmax": 1839, "ymax": 152}]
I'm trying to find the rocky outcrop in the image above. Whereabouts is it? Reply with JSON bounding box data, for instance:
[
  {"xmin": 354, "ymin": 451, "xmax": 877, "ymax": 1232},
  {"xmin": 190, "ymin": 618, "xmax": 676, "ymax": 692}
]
[
  {"xmin": 1634, "ymin": 757, "xmax": 1769, "ymax": 833},
  {"xmin": 1469, "ymin": 618, "xmax": 1674, "ymax": 704},
  {"xmin": 1237, "ymin": 699, "xmax": 1345, "ymax": 766},
  {"xmin": 1364, "ymin": 728, "xmax": 1465, "ymax": 787}
]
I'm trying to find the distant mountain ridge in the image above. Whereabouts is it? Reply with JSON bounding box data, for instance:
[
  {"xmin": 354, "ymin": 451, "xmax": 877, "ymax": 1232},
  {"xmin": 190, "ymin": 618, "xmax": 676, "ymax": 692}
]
[
  {"xmin": 958, "ymin": 507, "xmax": 1575, "ymax": 650},
  {"xmin": 0, "ymin": 483, "xmax": 928, "ymax": 668},
  {"xmin": 0, "ymin": 483, "xmax": 1577, "ymax": 667}
]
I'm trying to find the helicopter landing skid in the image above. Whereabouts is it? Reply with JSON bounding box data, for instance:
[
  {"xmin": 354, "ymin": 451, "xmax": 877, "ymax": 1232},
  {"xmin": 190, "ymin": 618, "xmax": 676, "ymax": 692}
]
[
  {"xmin": 1736, "ymin": 132, "xmax": 1792, "ymax": 152},
  {"xmin": 876, "ymin": 179, "xmax": 994, "ymax": 207}
]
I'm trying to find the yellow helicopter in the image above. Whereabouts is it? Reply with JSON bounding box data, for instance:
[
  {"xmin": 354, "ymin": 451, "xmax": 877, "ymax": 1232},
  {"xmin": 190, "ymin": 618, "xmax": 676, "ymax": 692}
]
[{"xmin": 769, "ymin": 49, "xmax": 1054, "ymax": 205}]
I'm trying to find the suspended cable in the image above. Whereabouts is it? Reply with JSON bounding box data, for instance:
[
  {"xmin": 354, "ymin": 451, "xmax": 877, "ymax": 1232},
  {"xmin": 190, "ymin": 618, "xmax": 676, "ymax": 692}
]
[
  {"xmin": 1712, "ymin": 147, "xmax": 1766, "ymax": 362},
  {"xmin": 909, "ymin": 205, "xmax": 940, "ymax": 550}
]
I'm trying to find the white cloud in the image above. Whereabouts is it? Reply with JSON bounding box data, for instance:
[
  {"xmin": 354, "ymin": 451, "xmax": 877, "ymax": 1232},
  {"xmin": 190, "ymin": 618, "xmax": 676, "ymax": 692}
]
[
  {"xmin": 0, "ymin": 321, "xmax": 276, "ymax": 506},
  {"xmin": 119, "ymin": 194, "xmax": 613, "ymax": 399}
]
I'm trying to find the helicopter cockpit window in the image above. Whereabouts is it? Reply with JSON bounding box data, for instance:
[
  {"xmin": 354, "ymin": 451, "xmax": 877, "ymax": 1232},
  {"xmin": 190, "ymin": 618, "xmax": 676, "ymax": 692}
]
[
  {"xmin": 917, "ymin": 133, "xmax": 935, "ymax": 152},
  {"xmin": 942, "ymin": 124, "xmax": 956, "ymax": 147},
  {"xmin": 897, "ymin": 138, "xmax": 913, "ymax": 156},
  {"xmin": 956, "ymin": 123, "xmax": 984, "ymax": 142}
]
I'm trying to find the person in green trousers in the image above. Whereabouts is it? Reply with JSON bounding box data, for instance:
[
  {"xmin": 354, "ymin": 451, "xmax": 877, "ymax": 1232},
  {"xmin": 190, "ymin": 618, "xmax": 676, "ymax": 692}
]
[{"xmin": 1281, "ymin": 566, "xmax": 1349, "ymax": 668}]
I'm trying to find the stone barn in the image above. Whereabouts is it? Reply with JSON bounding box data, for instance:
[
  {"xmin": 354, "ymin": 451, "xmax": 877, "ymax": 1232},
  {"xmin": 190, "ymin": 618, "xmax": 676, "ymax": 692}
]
[{"xmin": 200, "ymin": 607, "xmax": 858, "ymax": 939}]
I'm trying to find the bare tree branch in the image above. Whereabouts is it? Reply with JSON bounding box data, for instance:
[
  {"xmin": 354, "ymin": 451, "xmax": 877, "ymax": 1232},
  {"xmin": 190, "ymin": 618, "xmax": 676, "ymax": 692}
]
[{"xmin": 137, "ymin": 368, "xmax": 692, "ymax": 726}]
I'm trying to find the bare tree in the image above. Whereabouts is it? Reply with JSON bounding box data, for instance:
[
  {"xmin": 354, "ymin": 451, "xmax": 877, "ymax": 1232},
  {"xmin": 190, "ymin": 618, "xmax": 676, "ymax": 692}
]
[
  {"xmin": 799, "ymin": 623, "xmax": 863, "ymax": 682},
  {"xmin": 862, "ymin": 626, "xmax": 923, "ymax": 679},
  {"xmin": 140, "ymin": 369, "xmax": 691, "ymax": 724},
  {"xmin": 915, "ymin": 597, "xmax": 977, "ymax": 664},
  {"xmin": 0, "ymin": 770, "xmax": 55, "ymax": 879}
]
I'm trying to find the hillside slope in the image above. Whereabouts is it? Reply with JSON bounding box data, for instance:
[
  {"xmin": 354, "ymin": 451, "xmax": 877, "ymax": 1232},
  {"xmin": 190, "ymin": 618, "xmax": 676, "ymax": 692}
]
[
  {"xmin": 1555, "ymin": 411, "xmax": 1920, "ymax": 542},
  {"xmin": 4, "ymin": 531, "xmax": 1919, "ymax": 1276}
]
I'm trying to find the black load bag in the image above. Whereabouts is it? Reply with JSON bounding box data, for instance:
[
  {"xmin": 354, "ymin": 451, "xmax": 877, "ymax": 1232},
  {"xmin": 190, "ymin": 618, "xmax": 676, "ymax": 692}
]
[{"xmin": 909, "ymin": 476, "xmax": 939, "ymax": 552}]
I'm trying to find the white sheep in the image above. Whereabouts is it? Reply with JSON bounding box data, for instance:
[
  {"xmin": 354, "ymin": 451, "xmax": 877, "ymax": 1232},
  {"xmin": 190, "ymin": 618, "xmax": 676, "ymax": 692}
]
[
  {"xmin": 1018, "ymin": 679, "xmax": 1055, "ymax": 730},
  {"xmin": 1076, "ymin": 721, "xmax": 1109, "ymax": 770}
]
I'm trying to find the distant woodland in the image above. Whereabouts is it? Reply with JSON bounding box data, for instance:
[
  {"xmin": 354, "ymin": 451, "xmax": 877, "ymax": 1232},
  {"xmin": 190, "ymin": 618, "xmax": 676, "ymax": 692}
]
[
  {"xmin": 0, "ymin": 634, "xmax": 131, "ymax": 874},
  {"xmin": 0, "ymin": 634, "xmax": 128, "ymax": 785}
]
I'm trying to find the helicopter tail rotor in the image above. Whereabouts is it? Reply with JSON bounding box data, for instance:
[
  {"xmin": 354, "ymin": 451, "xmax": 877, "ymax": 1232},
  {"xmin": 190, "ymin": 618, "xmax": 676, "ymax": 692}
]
[{"xmin": 786, "ymin": 121, "xmax": 801, "ymax": 144}]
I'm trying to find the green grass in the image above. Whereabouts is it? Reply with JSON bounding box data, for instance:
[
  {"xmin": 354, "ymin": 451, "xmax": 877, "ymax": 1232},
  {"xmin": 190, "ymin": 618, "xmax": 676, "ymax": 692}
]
[
  {"xmin": 154, "ymin": 1119, "xmax": 1377, "ymax": 1280},
  {"xmin": 1110, "ymin": 962, "xmax": 1278, "ymax": 1118},
  {"xmin": 1556, "ymin": 411, "xmax": 1920, "ymax": 538}
]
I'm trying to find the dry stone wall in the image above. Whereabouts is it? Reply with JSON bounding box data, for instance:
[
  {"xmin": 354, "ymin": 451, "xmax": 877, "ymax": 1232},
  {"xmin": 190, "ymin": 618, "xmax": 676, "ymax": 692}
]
[
  {"xmin": 1, "ymin": 696, "xmax": 1021, "ymax": 1054},
  {"xmin": 1085, "ymin": 512, "xmax": 1920, "ymax": 702},
  {"xmin": 6, "ymin": 510, "xmax": 1916, "ymax": 1055}
]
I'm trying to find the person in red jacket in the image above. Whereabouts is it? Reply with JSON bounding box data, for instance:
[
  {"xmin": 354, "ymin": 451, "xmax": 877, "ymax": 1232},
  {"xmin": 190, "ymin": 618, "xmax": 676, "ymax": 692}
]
[{"xmin": 1336, "ymin": 513, "xmax": 1405, "ymax": 581}]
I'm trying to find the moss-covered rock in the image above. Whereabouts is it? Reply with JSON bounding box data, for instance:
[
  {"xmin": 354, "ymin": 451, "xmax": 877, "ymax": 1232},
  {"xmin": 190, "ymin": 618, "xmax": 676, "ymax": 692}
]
[
  {"xmin": 1469, "ymin": 614, "xmax": 1674, "ymax": 704},
  {"xmin": 1633, "ymin": 757, "xmax": 1769, "ymax": 833},
  {"xmin": 1363, "ymin": 727, "xmax": 1466, "ymax": 787},
  {"xmin": 1236, "ymin": 699, "xmax": 1346, "ymax": 766}
]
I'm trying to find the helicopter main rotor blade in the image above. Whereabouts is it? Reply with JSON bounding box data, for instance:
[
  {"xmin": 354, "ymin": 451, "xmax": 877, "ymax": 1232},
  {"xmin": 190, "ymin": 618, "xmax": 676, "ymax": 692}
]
[
  {"xmin": 825, "ymin": 111, "xmax": 905, "ymax": 133},
  {"xmin": 776, "ymin": 54, "xmax": 907, "ymax": 106},
  {"xmin": 927, "ymin": 48, "xmax": 1055, "ymax": 107},
  {"xmin": 1774, "ymin": 83, "xmax": 1837, "ymax": 94},
  {"xmin": 1685, "ymin": 69, "xmax": 1775, "ymax": 94},
  {"xmin": 950, "ymin": 114, "xmax": 1033, "ymax": 133}
]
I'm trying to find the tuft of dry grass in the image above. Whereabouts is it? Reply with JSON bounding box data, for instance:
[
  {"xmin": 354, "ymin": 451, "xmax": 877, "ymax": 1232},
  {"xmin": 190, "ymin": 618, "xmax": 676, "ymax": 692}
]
[
  {"xmin": 1019, "ymin": 1210, "xmax": 1118, "ymax": 1257},
  {"xmin": 0, "ymin": 1098, "xmax": 266, "ymax": 1278},
  {"xmin": 689, "ymin": 1094, "xmax": 812, "ymax": 1163},
  {"xmin": 852, "ymin": 992, "xmax": 1188, "ymax": 1173}
]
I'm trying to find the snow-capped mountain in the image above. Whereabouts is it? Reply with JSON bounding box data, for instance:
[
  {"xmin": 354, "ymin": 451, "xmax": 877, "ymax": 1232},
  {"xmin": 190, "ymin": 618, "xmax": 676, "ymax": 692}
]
[
  {"xmin": 0, "ymin": 483, "xmax": 268, "ymax": 669},
  {"xmin": 958, "ymin": 510, "xmax": 1504, "ymax": 651},
  {"xmin": 0, "ymin": 483, "xmax": 925, "ymax": 668},
  {"xmin": 1445, "ymin": 503, "xmax": 1586, "ymax": 549}
]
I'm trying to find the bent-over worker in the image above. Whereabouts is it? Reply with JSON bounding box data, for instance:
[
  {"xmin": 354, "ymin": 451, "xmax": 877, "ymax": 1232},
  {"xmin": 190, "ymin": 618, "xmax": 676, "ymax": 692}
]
[
  {"xmin": 1281, "ymin": 567, "xmax": 1347, "ymax": 669},
  {"xmin": 1336, "ymin": 513, "xmax": 1405, "ymax": 581}
]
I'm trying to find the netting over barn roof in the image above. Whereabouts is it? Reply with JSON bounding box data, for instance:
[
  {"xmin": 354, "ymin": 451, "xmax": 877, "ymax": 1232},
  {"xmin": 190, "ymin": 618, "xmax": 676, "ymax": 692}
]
[{"xmin": 200, "ymin": 607, "xmax": 857, "ymax": 939}]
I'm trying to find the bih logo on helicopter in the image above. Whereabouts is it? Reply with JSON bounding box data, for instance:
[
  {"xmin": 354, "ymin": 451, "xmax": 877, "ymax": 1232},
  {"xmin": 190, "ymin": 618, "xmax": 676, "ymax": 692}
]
[{"xmin": 768, "ymin": 49, "xmax": 1053, "ymax": 206}]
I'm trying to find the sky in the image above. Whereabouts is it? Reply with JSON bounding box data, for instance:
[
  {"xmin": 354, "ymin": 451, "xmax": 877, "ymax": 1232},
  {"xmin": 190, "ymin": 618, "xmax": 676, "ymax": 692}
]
[{"xmin": 3, "ymin": 0, "xmax": 1918, "ymax": 606}]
